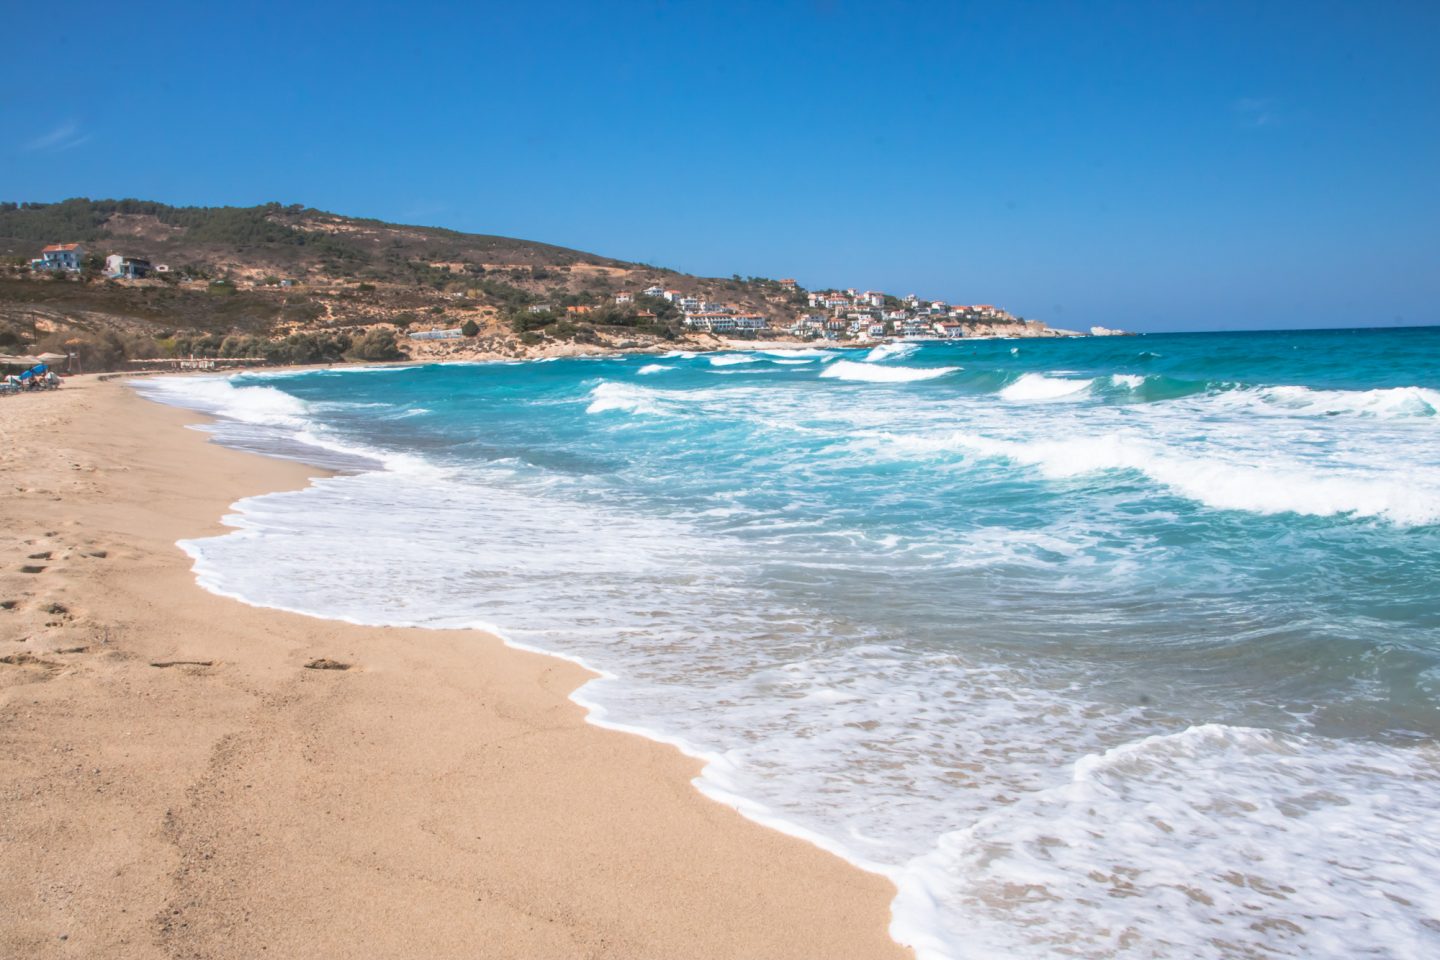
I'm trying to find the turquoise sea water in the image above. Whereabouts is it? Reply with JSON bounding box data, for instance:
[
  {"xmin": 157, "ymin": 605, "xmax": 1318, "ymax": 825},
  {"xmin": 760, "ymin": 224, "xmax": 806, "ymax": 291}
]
[{"xmin": 142, "ymin": 327, "xmax": 1440, "ymax": 959}]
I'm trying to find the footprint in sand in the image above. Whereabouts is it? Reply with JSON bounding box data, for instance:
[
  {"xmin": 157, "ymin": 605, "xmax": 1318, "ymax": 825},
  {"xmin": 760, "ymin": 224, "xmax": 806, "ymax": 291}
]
[
  {"xmin": 0, "ymin": 651, "xmax": 61, "ymax": 669},
  {"xmin": 304, "ymin": 658, "xmax": 352, "ymax": 671}
]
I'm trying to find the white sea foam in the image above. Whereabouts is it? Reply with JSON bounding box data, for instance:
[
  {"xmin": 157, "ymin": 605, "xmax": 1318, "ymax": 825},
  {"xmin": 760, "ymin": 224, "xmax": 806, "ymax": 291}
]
[
  {"xmin": 865, "ymin": 342, "xmax": 922, "ymax": 363},
  {"xmin": 709, "ymin": 354, "xmax": 760, "ymax": 366},
  {"xmin": 821, "ymin": 360, "xmax": 957, "ymax": 383},
  {"xmin": 762, "ymin": 348, "xmax": 836, "ymax": 359},
  {"xmin": 636, "ymin": 363, "xmax": 670, "ymax": 375},
  {"xmin": 893, "ymin": 725, "xmax": 1440, "ymax": 960},
  {"xmin": 883, "ymin": 429, "xmax": 1440, "ymax": 525},
  {"xmin": 136, "ymin": 375, "xmax": 440, "ymax": 474},
  {"xmin": 585, "ymin": 381, "xmax": 667, "ymax": 415},
  {"xmin": 999, "ymin": 372, "xmax": 1095, "ymax": 401},
  {"xmin": 1110, "ymin": 373, "xmax": 1146, "ymax": 389},
  {"xmin": 1245, "ymin": 384, "xmax": 1440, "ymax": 420},
  {"xmin": 137, "ymin": 375, "xmax": 311, "ymax": 427}
]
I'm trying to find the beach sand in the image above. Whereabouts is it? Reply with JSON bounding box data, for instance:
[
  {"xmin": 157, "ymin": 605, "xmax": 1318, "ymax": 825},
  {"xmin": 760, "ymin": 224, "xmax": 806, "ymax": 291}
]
[{"xmin": 0, "ymin": 378, "xmax": 908, "ymax": 959}]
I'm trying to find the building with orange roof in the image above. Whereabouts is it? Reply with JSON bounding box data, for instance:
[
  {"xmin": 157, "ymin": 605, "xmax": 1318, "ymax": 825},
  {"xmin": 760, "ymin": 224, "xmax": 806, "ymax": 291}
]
[{"xmin": 31, "ymin": 242, "xmax": 85, "ymax": 272}]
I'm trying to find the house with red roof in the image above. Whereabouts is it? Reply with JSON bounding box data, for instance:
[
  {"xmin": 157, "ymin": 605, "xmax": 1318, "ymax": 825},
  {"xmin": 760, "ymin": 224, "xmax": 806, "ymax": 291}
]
[{"xmin": 31, "ymin": 242, "xmax": 85, "ymax": 272}]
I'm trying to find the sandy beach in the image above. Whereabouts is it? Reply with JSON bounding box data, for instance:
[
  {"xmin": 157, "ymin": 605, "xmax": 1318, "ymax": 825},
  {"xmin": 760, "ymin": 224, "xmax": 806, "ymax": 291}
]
[{"xmin": 0, "ymin": 378, "xmax": 907, "ymax": 959}]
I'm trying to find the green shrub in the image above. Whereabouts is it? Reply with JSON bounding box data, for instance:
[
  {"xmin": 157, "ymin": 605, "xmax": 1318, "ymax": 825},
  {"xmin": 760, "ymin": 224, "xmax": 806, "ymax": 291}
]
[{"xmin": 346, "ymin": 328, "xmax": 406, "ymax": 362}]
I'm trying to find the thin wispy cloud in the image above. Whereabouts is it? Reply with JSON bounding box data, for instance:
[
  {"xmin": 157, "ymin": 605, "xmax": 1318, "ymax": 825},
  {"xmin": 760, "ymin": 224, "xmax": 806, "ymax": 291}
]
[
  {"xmin": 1233, "ymin": 97, "xmax": 1279, "ymax": 128},
  {"xmin": 22, "ymin": 120, "xmax": 93, "ymax": 152}
]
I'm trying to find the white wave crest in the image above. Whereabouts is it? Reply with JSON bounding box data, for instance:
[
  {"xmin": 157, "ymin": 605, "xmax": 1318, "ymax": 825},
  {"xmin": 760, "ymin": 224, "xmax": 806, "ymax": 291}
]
[
  {"xmin": 864, "ymin": 342, "xmax": 921, "ymax": 363},
  {"xmin": 636, "ymin": 363, "xmax": 671, "ymax": 376},
  {"xmin": 136, "ymin": 376, "xmax": 311, "ymax": 427},
  {"xmin": 1110, "ymin": 373, "xmax": 1146, "ymax": 389},
  {"xmin": 999, "ymin": 373, "xmax": 1095, "ymax": 401},
  {"xmin": 709, "ymin": 354, "xmax": 761, "ymax": 367},
  {"xmin": 882, "ymin": 430, "xmax": 1440, "ymax": 525},
  {"xmin": 585, "ymin": 381, "xmax": 667, "ymax": 416},
  {"xmin": 1250, "ymin": 384, "xmax": 1440, "ymax": 420},
  {"xmin": 820, "ymin": 360, "xmax": 957, "ymax": 383},
  {"xmin": 762, "ymin": 348, "xmax": 836, "ymax": 359}
]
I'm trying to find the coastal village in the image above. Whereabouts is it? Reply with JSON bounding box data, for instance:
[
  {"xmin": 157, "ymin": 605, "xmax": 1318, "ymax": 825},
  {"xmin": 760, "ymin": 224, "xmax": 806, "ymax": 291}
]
[
  {"xmin": 27, "ymin": 240, "xmax": 1075, "ymax": 344},
  {"xmin": 613, "ymin": 280, "xmax": 1081, "ymax": 341}
]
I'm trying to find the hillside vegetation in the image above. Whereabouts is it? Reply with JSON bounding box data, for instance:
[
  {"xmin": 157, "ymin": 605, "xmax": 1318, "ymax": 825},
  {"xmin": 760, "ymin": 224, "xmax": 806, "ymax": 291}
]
[{"xmin": 0, "ymin": 199, "xmax": 803, "ymax": 368}]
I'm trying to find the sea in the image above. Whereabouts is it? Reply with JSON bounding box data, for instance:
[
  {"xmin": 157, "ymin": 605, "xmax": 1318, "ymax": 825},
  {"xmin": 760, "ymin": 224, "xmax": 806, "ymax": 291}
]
[{"xmin": 137, "ymin": 326, "xmax": 1440, "ymax": 960}]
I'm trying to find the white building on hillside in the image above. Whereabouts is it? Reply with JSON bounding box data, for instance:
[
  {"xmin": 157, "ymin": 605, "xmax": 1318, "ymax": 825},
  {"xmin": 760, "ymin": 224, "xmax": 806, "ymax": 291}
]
[{"xmin": 31, "ymin": 243, "xmax": 85, "ymax": 272}]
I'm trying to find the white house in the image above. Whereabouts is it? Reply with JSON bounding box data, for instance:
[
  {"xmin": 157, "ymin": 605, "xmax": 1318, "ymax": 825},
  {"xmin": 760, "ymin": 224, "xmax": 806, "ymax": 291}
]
[
  {"xmin": 684, "ymin": 313, "xmax": 769, "ymax": 333},
  {"xmin": 614, "ymin": 291, "xmax": 633, "ymax": 305},
  {"xmin": 859, "ymin": 290, "xmax": 885, "ymax": 308},
  {"xmin": 105, "ymin": 254, "xmax": 152, "ymax": 279},
  {"xmin": 642, "ymin": 285, "xmax": 665, "ymax": 298},
  {"xmin": 934, "ymin": 321, "xmax": 965, "ymax": 339}
]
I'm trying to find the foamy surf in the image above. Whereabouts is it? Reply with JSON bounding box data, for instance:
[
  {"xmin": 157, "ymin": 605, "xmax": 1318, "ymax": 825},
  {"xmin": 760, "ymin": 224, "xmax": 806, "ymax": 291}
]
[
  {"xmin": 880, "ymin": 429, "xmax": 1440, "ymax": 525},
  {"xmin": 821, "ymin": 359, "xmax": 958, "ymax": 383},
  {"xmin": 864, "ymin": 342, "xmax": 922, "ymax": 363},
  {"xmin": 585, "ymin": 381, "xmax": 668, "ymax": 415},
  {"xmin": 999, "ymin": 372, "xmax": 1095, "ymax": 401}
]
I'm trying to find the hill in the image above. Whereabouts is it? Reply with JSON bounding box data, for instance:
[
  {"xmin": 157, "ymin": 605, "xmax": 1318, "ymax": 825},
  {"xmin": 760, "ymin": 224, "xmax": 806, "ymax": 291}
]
[{"xmin": 0, "ymin": 199, "xmax": 807, "ymax": 368}]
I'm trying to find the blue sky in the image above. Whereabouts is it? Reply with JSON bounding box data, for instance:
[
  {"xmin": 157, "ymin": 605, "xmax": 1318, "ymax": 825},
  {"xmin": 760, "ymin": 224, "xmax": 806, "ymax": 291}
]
[{"xmin": 2, "ymin": 1, "xmax": 1436, "ymax": 332}]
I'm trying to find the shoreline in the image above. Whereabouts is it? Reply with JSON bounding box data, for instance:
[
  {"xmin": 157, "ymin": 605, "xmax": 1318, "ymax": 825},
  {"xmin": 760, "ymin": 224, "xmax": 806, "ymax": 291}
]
[{"xmin": 0, "ymin": 377, "xmax": 910, "ymax": 959}]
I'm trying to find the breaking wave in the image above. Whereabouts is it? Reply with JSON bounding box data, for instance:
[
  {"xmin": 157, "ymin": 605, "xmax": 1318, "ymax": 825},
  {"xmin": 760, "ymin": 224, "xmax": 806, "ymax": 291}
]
[
  {"xmin": 999, "ymin": 372, "xmax": 1095, "ymax": 401},
  {"xmin": 821, "ymin": 360, "xmax": 958, "ymax": 383}
]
